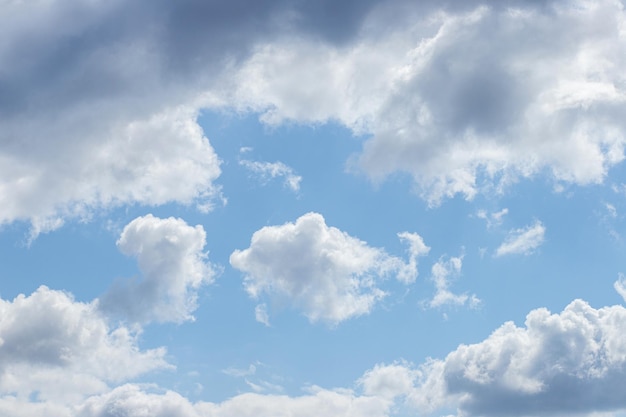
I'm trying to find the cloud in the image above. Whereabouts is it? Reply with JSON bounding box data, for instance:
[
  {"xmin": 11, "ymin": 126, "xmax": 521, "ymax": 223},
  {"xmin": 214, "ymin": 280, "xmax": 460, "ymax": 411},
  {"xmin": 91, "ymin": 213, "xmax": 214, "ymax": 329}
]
[
  {"xmin": 254, "ymin": 304, "xmax": 271, "ymax": 326},
  {"xmin": 239, "ymin": 159, "xmax": 302, "ymax": 192},
  {"xmin": 359, "ymin": 361, "xmax": 420, "ymax": 401},
  {"xmin": 0, "ymin": 286, "xmax": 170, "ymax": 405},
  {"xmin": 426, "ymin": 256, "xmax": 481, "ymax": 310},
  {"xmin": 75, "ymin": 382, "xmax": 393, "ymax": 417},
  {"xmin": 1, "ymin": 0, "xmax": 385, "ymax": 235},
  {"xmin": 230, "ymin": 212, "xmax": 427, "ymax": 324},
  {"xmin": 6, "ymin": 0, "xmax": 626, "ymax": 230},
  {"xmin": 477, "ymin": 208, "xmax": 508, "ymax": 228},
  {"xmin": 99, "ymin": 214, "xmax": 216, "ymax": 324},
  {"xmin": 211, "ymin": 0, "xmax": 626, "ymax": 204},
  {"xmin": 408, "ymin": 299, "xmax": 626, "ymax": 417},
  {"xmin": 614, "ymin": 273, "xmax": 626, "ymax": 302},
  {"xmin": 495, "ymin": 220, "xmax": 546, "ymax": 256}
]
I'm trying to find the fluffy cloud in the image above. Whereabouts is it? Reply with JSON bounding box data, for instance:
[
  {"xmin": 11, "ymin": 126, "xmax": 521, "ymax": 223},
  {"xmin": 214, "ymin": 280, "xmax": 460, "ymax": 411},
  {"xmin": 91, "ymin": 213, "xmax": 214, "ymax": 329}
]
[
  {"xmin": 396, "ymin": 300, "xmax": 626, "ymax": 417},
  {"xmin": 0, "ymin": 287, "xmax": 170, "ymax": 405},
  {"xmin": 99, "ymin": 214, "xmax": 216, "ymax": 324},
  {"xmin": 495, "ymin": 220, "xmax": 546, "ymax": 256},
  {"xmin": 230, "ymin": 212, "xmax": 428, "ymax": 324},
  {"xmin": 213, "ymin": 0, "xmax": 626, "ymax": 204},
  {"xmin": 239, "ymin": 159, "xmax": 302, "ymax": 192}
]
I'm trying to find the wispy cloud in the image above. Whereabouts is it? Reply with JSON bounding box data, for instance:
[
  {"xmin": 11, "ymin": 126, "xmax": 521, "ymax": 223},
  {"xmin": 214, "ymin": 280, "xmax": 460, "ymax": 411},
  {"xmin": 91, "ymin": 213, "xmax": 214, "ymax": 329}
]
[
  {"xmin": 495, "ymin": 221, "xmax": 545, "ymax": 257},
  {"xmin": 240, "ymin": 159, "xmax": 302, "ymax": 192},
  {"xmin": 425, "ymin": 256, "xmax": 481, "ymax": 310}
]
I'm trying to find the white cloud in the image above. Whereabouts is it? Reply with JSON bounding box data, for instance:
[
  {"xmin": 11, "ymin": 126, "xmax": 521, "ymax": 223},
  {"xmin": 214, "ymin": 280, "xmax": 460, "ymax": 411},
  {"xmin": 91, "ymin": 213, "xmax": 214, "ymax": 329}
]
[
  {"xmin": 495, "ymin": 220, "xmax": 546, "ymax": 257},
  {"xmin": 254, "ymin": 304, "xmax": 271, "ymax": 326},
  {"xmin": 239, "ymin": 159, "xmax": 302, "ymax": 192},
  {"xmin": 230, "ymin": 212, "xmax": 427, "ymax": 324},
  {"xmin": 396, "ymin": 232, "xmax": 431, "ymax": 284},
  {"xmin": 408, "ymin": 299, "xmax": 626, "ymax": 417},
  {"xmin": 359, "ymin": 361, "xmax": 420, "ymax": 400},
  {"xmin": 2, "ymin": 104, "xmax": 222, "ymax": 240},
  {"xmin": 426, "ymin": 256, "xmax": 480, "ymax": 309},
  {"xmin": 210, "ymin": 0, "xmax": 626, "ymax": 204},
  {"xmin": 477, "ymin": 208, "xmax": 509, "ymax": 228},
  {"xmin": 615, "ymin": 273, "xmax": 626, "ymax": 302},
  {"xmin": 75, "ymin": 381, "xmax": 394, "ymax": 417},
  {"xmin": 0, "ymin": 287, "xmax": 170, "ymax": 406},
  {"xmin": 99, "ymin": 214, "xmax": 216, "ymax": 324}
]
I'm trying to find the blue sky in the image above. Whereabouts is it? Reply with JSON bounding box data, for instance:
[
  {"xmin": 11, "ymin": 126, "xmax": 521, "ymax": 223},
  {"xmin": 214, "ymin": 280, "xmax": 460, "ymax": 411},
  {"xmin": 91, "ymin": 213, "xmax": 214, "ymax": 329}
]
[{"xmin": 2, "ymin": 1, "xmax": 626, "ymax": 416}]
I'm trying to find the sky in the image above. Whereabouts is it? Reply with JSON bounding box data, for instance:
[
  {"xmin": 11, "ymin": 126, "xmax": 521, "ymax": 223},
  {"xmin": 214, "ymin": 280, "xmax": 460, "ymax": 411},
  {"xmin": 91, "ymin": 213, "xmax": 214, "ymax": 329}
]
[{"xmin": 2, "ymin": 0, "xmax": 626, "ymax": 416}]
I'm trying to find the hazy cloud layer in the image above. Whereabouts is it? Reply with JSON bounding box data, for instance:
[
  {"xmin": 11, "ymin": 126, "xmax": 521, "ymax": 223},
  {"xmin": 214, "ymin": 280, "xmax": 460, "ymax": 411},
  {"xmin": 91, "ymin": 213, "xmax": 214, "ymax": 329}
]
[
  {"xmin": 230, "ymin": 212, "xmax": 428, "ymax": 324},
  {"xmin": 99, "ymin": 214, "xmax": 216, "ymax": 324}
]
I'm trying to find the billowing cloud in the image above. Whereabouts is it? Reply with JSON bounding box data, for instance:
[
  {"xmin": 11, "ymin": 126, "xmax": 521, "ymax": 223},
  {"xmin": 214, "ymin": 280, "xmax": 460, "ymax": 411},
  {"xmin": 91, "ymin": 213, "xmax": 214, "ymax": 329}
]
[
  {"xmin": 230, "ymin": 212, "xmax": 427, "ymax": 324},
  {"xmin": 408, "ymin": 299, "xmax": 626, "ymax": 417},
  {"xmin": 495, "ymin": 220, "xmax": 546, "ymax": 256},
  {"xmin": 212, "ymin": 0, "xmax": 626, "ymax": 204},
  {"xmin": 99, "ymin": 214, "xmax": 216, "ymax": 324},
  {"xmin": 239, "ymin": 159, "xmax": 302, "ymax": 192},
  {"xmin": 0, "ymin": 286, "xmax": 170, "ymax": 405}
]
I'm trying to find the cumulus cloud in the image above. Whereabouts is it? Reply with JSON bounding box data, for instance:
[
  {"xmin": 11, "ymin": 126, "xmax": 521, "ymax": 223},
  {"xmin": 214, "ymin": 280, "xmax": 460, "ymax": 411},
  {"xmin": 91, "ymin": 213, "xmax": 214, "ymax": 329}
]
[
  {"xmin": 99, "ymin": 214, "xmax": 216, "ymax": 324},
  {"xmin": 426, "ymin": 256, "xmax": 480, "ymax": 310},
  {"xmin": 211, "ymin": 0, "xmax": 626, "ymax": 204},
  {"xmin": 408, "ymin": 299, "xmax": 626, "ymax": 417},
  {"xmin": 0, "ymin": 287, "xmax": 170, "ymax": 405},
  {"xmin": 495, "ymin": 220, "xmax": 546, "ymax": 256},
  {"xmin": 239, "ymin": 159, "xmax": 302, "ymax": 192},
  {"xmin": 230, "ymin": 212, "xmax": 427, "ymax": 324}
]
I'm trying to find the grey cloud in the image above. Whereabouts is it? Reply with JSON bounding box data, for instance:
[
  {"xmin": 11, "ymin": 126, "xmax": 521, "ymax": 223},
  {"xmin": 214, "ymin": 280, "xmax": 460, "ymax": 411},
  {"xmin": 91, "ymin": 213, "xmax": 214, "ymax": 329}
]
[{"xmin": 1, "ymin": 0, "xmax": 391, "ymax": 233}]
